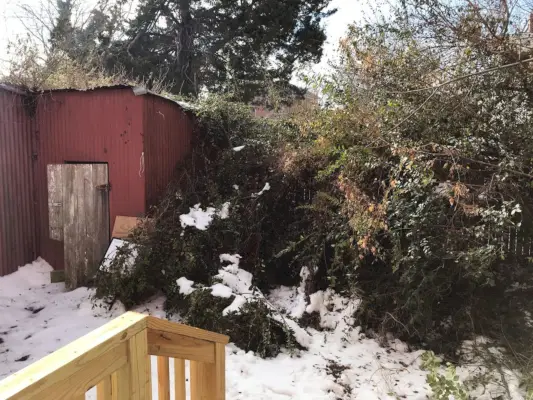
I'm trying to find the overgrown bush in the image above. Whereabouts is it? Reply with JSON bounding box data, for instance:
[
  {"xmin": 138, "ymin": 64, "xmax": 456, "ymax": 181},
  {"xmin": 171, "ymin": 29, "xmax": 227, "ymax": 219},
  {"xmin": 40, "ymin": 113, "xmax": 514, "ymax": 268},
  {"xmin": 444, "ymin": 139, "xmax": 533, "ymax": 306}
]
[
  {"xmin": 94, "ymin": 95, "xmax": 331, "ymax": 356},
  {"xmin": 289, "ymin": 0, "xmax": 533, "ymax": 364},
  {"xmin": 95, "ymin": 0, "xmax": 533, "ymax": 375}
]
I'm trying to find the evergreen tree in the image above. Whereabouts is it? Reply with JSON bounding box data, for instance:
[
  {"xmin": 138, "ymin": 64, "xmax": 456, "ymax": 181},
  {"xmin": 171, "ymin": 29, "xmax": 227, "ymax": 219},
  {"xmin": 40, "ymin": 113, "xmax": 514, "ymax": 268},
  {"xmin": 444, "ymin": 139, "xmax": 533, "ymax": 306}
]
[
  {"xmin": 49, "ymin": 0, "xmax": 74, "ymax": 52},
  {"xmin": 102, "ymin": 0, "xmax": 335, "ymax": 99}
]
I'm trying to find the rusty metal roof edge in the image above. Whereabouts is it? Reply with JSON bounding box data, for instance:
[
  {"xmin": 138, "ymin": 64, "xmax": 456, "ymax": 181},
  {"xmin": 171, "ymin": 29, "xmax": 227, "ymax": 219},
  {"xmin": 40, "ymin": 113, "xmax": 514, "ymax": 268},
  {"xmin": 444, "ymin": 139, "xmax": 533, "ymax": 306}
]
[
  {"xmin": 0, "ymin": 83, "xmax": 197, "ymax": 113},
  {"xmin": 0, "ymin": 83, "xmax": 29, "ymax": 96},
  {"xmin": 131, "ymin": 85, "xmax": 197, "ymax": 112},
  {"xmin": 36, "ymin": 84, "xmax": 196, "ymax": 113}
]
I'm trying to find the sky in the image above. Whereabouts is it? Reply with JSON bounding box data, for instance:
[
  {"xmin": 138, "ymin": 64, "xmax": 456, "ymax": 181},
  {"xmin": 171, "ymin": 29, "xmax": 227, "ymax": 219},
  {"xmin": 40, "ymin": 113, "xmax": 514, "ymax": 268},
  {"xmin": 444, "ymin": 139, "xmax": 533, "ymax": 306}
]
[{"xmin": 0, "ymin": 0, "xmax": 367, "ymax": 76}]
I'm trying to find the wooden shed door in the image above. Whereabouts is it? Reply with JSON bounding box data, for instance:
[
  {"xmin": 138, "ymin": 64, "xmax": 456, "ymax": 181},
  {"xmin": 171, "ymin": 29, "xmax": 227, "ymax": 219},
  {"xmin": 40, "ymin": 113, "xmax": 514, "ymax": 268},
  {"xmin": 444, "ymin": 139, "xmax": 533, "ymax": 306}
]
[{"xmin": 47, "ymin": 164, "xmax": 109, "ymax": 289}]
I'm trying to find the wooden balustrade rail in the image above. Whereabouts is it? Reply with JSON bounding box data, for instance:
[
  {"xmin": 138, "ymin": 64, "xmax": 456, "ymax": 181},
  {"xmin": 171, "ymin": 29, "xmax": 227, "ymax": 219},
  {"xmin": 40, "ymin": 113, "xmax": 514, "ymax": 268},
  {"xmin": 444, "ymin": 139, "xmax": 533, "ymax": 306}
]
[{"xmin": 0, "ymin": 312, "xmax": 229, "ymax": 400}]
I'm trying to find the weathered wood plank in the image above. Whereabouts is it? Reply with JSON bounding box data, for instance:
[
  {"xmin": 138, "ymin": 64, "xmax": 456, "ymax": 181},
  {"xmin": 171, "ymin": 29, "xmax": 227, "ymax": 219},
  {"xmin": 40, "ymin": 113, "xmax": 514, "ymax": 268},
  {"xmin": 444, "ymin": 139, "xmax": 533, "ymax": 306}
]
[
  {"xmin": 47, "ymin": 164, "xmax": 64, "ymax": 241},
  {"xmin": 63, "ymin": 164, "xmax": 109, "ymax": 289},
  {"xmin": 112, "ymin": 216, "xmax": 141, "ymax": 239},
  {"xmin": 50, "ymin": 270, "xmax": 65, "ymax": 283}
]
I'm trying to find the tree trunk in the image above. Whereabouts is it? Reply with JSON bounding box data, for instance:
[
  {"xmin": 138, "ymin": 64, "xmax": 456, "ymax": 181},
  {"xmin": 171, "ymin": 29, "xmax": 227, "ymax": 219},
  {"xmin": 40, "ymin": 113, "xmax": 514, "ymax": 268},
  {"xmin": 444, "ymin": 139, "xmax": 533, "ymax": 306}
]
[{"xmin": 175, "ymin": 0, "xmax": 196, "ymax": 96}]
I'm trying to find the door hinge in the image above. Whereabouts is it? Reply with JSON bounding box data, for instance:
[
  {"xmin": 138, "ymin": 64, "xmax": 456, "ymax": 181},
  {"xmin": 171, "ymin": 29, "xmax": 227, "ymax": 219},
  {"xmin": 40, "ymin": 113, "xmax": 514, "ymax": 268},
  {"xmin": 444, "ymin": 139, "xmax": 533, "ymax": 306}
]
[{"xmin": 96, "ymin": 183, "xmax": 111, "ymax": 192}]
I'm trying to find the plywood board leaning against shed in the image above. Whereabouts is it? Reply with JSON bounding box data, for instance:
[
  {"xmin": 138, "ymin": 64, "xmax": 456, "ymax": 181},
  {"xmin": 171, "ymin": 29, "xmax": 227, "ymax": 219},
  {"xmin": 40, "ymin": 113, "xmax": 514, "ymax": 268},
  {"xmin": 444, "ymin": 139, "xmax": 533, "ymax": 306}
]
[{"xmin": 112, "ymin": 216, "xmax": 153, "ymax": 239}]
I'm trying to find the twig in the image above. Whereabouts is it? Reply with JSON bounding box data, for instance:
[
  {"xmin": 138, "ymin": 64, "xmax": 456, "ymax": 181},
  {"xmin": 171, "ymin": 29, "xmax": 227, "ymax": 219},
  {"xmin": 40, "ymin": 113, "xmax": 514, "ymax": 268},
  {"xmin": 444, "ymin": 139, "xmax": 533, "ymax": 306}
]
[{"xmin": 389, "ymin": 57, "xmax": 533, "ymax": 94}]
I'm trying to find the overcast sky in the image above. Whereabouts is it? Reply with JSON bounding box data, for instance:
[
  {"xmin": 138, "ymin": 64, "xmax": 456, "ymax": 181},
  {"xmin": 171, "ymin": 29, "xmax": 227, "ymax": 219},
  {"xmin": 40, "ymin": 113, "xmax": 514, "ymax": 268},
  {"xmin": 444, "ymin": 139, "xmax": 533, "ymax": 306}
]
[{"xmin": 0, "ymin": 0, "xmax": 370, "ymax": 76}]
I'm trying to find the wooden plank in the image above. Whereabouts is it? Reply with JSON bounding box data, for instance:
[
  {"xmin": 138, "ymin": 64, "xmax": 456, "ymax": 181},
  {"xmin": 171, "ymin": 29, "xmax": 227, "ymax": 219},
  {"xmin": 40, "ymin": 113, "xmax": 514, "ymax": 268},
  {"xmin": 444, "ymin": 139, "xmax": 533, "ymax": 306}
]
[
  {"xmin": 146, "ymin": 317, "xmax": 229, "ymax": 344},
  {"xmin": 147, "ymin": 329, "xmax": 215, "ymax": 363},
  {"xmin": 0, "ymin": 312, "xmax": 147, "ymax": 399},
  {"xmin": 190, "ymin": 361, "xmax": 215, "ymax": 400},
  {"xmin": 127, "ymin": 329, "xmax": 151, "ymax": 400},
  {"xmin": 50, "ymin": 270, "xmax": 65, "ymax": 283},
  {"xmin": 97, "ymin": 376, "xmax": 113, "ymax": 400},
  {"xmin": 63, "ymin": 164, "xmax": 110, "ymax": 289},
  {"xmin": 112, "ymin": 216, "xmax": 142, "ymax": 239},
  {"xmin": 174, "ymin": 359, "xmax": 186, "ymax": 400},
  {"xmin": 157, "ymin": 356, "xmax": 170, "ymax": 400},
  {"xmin": 113, "ymin": 363, "xmax": 131, "ymax": 400},
  {"xmin": 17, "ymin": 341, "xmax": 127, "ymax": 399},
  {"xmin": 47, "ymin": 164, "xmax": 64, "ymax": 241},
  {"xmin": 214, "ymin": 343, "xmax": 226, "ymax": 400}
]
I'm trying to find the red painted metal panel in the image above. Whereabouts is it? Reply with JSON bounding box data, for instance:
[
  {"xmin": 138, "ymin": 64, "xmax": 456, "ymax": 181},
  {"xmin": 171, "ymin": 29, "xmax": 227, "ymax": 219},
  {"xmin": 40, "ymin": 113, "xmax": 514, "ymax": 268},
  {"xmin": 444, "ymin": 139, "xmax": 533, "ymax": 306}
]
[
  {"xmin": 34, "ymin": 88, "xmax": 146, "ymax": 269},
  {"xmin": 143, "ymin": 95, "xmax": 193, "ymax": 209},
  {"xmin": 0, "ymin": 90, "xmax": 37, "ymax": 276}
]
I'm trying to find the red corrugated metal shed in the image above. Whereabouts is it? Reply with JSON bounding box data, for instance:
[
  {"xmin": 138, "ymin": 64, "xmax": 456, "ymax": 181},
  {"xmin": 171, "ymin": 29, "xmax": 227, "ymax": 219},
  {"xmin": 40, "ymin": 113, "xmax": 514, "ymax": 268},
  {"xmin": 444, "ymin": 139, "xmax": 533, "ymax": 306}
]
[
  {"xmin": 34, "ymin": 86, "xmax": 194, "ymax": 270},
  {"xmin": 0, "ymin": 85, "xmax": 194, "ymax": 274},
  {"xmin": 143, "ymin": 93, "xmax": 194, "ymax": 208},
  {"xmin": 0, "ymin": 86, "xmax": 37, "ymax": 275}
]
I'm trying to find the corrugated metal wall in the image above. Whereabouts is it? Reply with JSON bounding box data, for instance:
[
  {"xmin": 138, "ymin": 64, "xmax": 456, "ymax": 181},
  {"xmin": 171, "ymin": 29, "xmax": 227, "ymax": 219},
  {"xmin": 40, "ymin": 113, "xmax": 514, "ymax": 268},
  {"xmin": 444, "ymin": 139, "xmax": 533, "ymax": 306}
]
[
  {"xmin": 0, "ymin": 89, "xmax": 37, "ymax": 275},
  {"xmin": 34, "ymin": 88, "xmax": 146, "ymax": 269},
  {"xmin": 143, "ymin": 95, "xmax": 194, "ymax": 208},
  {"xmin": 0, "ymin": 86, "xmax": 195, "ymax": 275}
]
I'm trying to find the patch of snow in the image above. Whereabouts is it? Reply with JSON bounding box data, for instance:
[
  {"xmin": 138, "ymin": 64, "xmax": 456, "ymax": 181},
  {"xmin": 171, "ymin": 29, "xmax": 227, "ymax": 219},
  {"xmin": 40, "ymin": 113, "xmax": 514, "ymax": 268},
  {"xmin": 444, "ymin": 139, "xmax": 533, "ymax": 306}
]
[
  {"xmin": 216, "ymin": 265, "xmax": 253, "ymax": 294},
  {"xmin": 306, "ymin": 290, "xmax": 324, "ymax": 314},
  {"xmin": 289, "ymin": 267, "xmax": 310, "ymax": 319},
  {"xmin": 219, "ymin": 202, "xmax": 231, "ymax": 219},
  {"xmin": 211, "ymin": 283, "xmax": 233, "ymax": 298},
  {"xmin": 179, "ymin": 203, "xmax": 230, "ymax": 231},
  {"xmin": 219, "ymin": 253, "xmax": 242, "ymax": 265},
  {"xmin": 176, "ymin": 277, "xmax": 195, "ymax": 295},
  {"xmin": 269, "ymin": 286, "xmax": 301, "ymax": 315},
  {"xmin": 233, "ymin": 145, "xmax": 245, "ymax": 152},
  {"xmin": 223, "ymin": 295, "xmax": 247, "ymax": 316},
  {"xmin": 0, "ymin": 259, "xmax": 525, "ymax": 400},
  {"xmin": 252, "ymin": 182, "xmax": 271, "ymax": 197},
  {"xmin": 179, "ymin": 204, "xmax": 217, "ymax": 230},
  {"xmin": 273, "ymin": 313, "xmax": 311, "ymax": 348},
  {"xmin": 99, "ymin": 239, "xmax": 138, "ymax": 272}
]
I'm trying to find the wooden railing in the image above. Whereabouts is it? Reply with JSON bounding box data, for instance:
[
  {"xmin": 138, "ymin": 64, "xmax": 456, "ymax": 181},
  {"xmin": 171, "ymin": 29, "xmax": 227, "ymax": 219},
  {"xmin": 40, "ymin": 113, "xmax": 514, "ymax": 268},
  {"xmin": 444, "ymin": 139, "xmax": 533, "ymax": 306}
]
[{"xmin": 0, "ymin": 312, "xmax": 229, "ymax": 400}]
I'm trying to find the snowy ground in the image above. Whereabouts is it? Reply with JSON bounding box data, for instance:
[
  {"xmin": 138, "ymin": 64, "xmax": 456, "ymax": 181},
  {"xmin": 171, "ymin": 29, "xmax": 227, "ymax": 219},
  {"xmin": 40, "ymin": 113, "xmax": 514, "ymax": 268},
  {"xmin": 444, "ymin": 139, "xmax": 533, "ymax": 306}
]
[{"xmin": 0, "ymin": 258, "xmax": 525, "ymax": 399}]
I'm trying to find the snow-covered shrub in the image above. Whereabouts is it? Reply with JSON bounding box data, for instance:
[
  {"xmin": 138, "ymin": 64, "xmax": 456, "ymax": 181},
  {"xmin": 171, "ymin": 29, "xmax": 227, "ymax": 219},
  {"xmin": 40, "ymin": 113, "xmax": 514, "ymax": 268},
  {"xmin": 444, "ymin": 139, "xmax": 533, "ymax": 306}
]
[
  {"xmin": 94, "ymin": 242, "xmax": 159, "ymax": 309},
  {"xmin": 94, "ymin": 96, "xmax": 327, "ymax": 356},
  {"xmin": 166, "ymin": 288, "xmax": 297, "ymax": 358}
]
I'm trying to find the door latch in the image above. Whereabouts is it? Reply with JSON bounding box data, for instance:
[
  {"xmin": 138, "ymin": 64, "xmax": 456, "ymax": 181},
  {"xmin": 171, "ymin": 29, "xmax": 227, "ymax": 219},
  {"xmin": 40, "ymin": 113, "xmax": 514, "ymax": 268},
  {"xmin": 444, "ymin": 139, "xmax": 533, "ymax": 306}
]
[{"xmin": 96, "ymin": 183, "xmax": 111, "ymax": 192}]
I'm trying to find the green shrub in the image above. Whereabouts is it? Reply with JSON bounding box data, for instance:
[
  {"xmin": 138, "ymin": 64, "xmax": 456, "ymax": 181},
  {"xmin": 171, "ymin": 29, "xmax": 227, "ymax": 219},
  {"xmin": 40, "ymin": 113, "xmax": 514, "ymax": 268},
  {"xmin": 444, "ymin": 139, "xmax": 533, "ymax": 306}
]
[
  {"xmin": 421, "ymin": 352, "xmax": 469, "ymax": 400},
  {"xmin": 93, "ymin": 95, "xmax": 320, "ymax": 356},
  {"xmin": 166, "ymin": 288, "xmax": 297, "ymax": 358}
]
